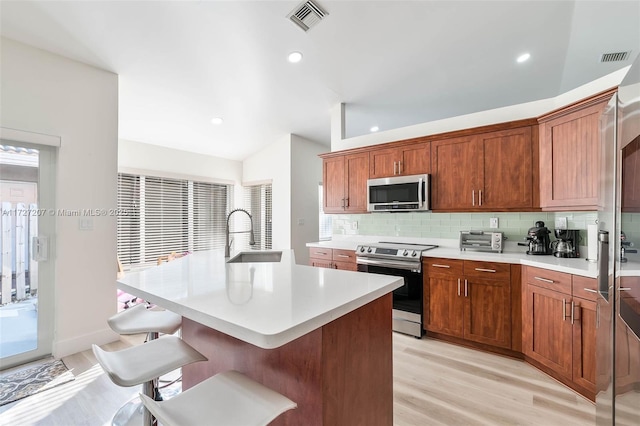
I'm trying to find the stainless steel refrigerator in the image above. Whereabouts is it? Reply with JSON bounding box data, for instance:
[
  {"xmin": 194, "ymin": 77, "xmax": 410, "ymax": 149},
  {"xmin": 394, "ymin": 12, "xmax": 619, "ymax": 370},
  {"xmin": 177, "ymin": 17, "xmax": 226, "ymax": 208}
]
[{"xmin": 596, "ymin": 53, "xmax": 640, "ymax": 425}]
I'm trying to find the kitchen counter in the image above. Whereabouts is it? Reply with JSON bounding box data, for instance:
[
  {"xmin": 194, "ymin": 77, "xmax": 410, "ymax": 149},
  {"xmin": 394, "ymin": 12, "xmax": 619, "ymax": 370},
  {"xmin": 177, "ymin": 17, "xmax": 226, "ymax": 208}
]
[
  {"xmin": 117, "ymin": 248, "xmax": 400, "ymax": 425},
  {"xmin": 307, "ymin": 239, "xmax": 640, "ymax": 278},
  {"xmin": 116, "ymin": 249, "xmax": 403, "ymax": 349}
]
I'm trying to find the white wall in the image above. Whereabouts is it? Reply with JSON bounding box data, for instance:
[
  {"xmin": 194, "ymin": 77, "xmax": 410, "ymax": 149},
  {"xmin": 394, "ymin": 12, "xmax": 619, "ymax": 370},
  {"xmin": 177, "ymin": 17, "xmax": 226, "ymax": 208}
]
[
  {"xmin": 333, "ymin": 66, "xmax": 630, "ymax": 151},
  {"xmin": 243, "ymin": 135, "xmax": 292, "ymax": 252},
  {"xmin": 1, "ymin": 37, "xmax": 119, "ymax": 357},
  {"xmin": 118, "ymin": 139, "xmax": 242, "ymax": 184},
  {"xmin": 290, "ymin": 135, "xmax": 324, "ymax": 265}
]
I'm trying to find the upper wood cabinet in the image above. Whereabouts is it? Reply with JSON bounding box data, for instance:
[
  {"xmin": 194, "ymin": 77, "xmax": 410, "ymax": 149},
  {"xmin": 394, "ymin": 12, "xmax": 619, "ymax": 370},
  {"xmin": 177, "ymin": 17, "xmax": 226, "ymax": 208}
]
[
  {"xmin": 322, "ymin": 152, "xmax": 369, "ymax": 214},
  {"xmin": 431, "ymin": 126, "xmax": 535, "ymax": 211},
  {"xmin": 369, "ymin": 142, "xmax": 431, "ymax": 178},
  {"xmin": 538, "ymin": 93, "xmax": 613, "ymax": 210}
]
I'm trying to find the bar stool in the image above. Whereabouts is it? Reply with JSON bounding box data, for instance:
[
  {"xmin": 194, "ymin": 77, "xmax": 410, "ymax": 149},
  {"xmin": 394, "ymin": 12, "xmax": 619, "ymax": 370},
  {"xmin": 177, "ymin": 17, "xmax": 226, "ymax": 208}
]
[
  {"xmin": 108, "ymin": 303, "xmax": 182, "ymax": 342},
  {"xmin": 93, "ymin": 335, "xmax": 206, "ymax": 426},
  {"xmin": 139, "ymin": 370, "xmax": 297, "ymax": 426}
]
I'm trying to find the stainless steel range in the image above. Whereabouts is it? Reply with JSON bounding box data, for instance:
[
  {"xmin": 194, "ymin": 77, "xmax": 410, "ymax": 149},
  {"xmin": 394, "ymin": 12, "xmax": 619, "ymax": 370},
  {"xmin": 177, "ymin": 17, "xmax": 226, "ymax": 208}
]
[{"xmin": 355, "ymin": 242, "xmax": 438, "ymax": 338}]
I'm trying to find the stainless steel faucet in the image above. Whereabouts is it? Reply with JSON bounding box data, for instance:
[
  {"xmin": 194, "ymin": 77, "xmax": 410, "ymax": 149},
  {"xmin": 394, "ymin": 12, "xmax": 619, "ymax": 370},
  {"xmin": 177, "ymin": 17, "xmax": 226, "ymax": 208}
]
[{"xmin": 225, "ymin": 208, "xmax": 256, "ymax": 257}]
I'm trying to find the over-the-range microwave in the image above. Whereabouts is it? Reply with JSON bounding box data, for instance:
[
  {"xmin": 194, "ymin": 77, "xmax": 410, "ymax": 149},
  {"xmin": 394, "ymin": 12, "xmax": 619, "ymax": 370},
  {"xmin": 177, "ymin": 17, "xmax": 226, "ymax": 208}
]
[{"xmin": 367, "ymin": 174, "xmax": 430, "ymax": 212}]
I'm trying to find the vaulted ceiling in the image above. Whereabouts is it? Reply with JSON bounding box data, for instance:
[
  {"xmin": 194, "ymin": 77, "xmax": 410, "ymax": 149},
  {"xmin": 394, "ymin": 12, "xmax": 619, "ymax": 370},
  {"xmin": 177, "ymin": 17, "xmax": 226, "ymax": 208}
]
[{"xmin": 1, "ymin": 1, "xmax": 639, "ymax": 160}]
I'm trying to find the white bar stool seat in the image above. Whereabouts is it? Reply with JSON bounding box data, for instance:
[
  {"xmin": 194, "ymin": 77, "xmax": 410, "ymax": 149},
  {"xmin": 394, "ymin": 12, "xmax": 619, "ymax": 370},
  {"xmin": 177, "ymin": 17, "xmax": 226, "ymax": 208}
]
[
  {"xmin": 108, "ymin": 303, "xmax": 182, "ymax": 336},
  {"xmin": 139, "ymin": 370, "xmax": 297, "ymax": 426},
  {"xmin": 93, "ymin": 335, "xmax": 206, "ymax": 388}
]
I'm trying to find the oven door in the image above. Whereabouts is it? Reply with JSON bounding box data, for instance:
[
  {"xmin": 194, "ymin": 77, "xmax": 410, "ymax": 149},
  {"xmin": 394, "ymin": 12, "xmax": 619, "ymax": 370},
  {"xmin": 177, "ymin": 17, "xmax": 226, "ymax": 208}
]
[{"xmin": 357, "ymin": 261, "xmax": 423, "ymax": 337}]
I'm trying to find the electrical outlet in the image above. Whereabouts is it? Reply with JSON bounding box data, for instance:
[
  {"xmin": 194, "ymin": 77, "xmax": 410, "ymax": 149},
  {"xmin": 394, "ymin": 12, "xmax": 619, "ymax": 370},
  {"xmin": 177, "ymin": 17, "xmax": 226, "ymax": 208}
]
[
  {"xmin": 351, "ymin": 221, "xmax": 358, "ymax": 230},
  {"xmin": 297, "ymin": 218, "xmax": 304, "ymax": 226},
  {"xmin": 489, "ymin": 217, "xmax": 499, "ymax": 229},
  {"xmin": 555, "ymin": 217, "xmax": 568, "ymax": 229}
]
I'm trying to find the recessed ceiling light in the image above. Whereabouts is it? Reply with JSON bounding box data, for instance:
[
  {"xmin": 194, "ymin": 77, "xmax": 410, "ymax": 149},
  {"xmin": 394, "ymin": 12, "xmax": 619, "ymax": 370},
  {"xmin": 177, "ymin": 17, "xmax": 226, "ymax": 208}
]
[
  {"xmin": 211, "ymin": 117, "xmax": 223, "ymax": 125},
  {"xmin": 370, "ymin": 126, "xmax": 379, "ymax": 132},
  {"xmin": 288, "ymin": 51, "xmax": 303, "ymax": 63},
  {"xmin": 517, "ymin": 53, "xmax": 531, "ymax": 63}
]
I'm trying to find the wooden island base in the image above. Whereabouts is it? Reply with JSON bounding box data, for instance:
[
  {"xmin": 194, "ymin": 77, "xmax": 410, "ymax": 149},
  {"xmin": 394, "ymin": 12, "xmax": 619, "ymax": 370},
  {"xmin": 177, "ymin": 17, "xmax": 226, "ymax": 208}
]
[{"xmin": 182, "ymin": 294, "xmax": 393, "ymax": 426}]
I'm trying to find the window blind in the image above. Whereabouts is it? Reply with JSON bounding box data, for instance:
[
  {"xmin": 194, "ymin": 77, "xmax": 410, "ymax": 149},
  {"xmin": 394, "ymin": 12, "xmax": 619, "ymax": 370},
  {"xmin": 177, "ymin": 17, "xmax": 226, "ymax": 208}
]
[
  {"xmin": 117, "ymin": 173, "xmax": 232, "ymax": 270},
  {"xmin": 240, "ymin": 184, "xmax": 272, "ymax": 250}
]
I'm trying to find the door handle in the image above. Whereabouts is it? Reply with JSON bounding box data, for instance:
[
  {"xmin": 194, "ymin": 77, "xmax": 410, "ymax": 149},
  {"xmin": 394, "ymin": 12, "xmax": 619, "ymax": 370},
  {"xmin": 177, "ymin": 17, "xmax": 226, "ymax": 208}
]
[
  {"xmin": 432, "ymin": 264, "xmax": 450, "ymax": 268},
  {"xmin": 583, "ymin": 288, "xmax": 598, "ymax": 293},
  {"xmin": 479, "ymin": 189, "xmax": 482, "ymax": 206},
  {"xmin": 474, "ymin": 268, "xmax": 496, "ymax": 273},
  {"xmin": 393, "ymin": 161, "xmax": 397, "ymax": 175},
  {"xmin": 457, "ymin": 278, "xmax": 461, "ymax": 296},
  {"xmin": 570, "ymin": 300, "xmax": 575, "ymax": 325},
  {"xmin": 464, "ymin": 279, "xmax": 468, "ymax": 297},
  {"xmin": 534, "ymin": 276, "xmax": 555, "ymax": 284},
  {"xmin": 399, "ymin": 161, "xmax": 403, "ymax": 175},
  {"xmin": 472, "ymin": 190, "xmax": 475, "ymax": 206}
]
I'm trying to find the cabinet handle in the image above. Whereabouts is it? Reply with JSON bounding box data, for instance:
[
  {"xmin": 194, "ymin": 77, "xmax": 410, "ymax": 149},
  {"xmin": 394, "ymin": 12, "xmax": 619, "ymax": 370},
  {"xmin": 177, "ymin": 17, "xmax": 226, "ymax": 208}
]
[
  {"xmin": 432, "ymin": 264, "xmax": 451, "ymax": 268},
  {"xmin": 457, "ymin": 278, "xmax": 461, "ymax": 296},
  {"xmin": 341, "ymin": 198, "xmax": 345, "ymax": 209},
  {"xmin": 474, "ymin": 268, "xmax": 496, "ymax": 273},
  {"xmin": 393, "ymin": 161, "xmax": 397, "ymax": 175},
  {"xmin": 345, "ymin": 198, "xmax": 349, "ymax": 208},
  {"xmin": 534, "ymin": 276, "xmax": 555, "ymax": 284},
  {"xmin": 583, "ymin": 288, "xmax": 598, "ymax": 293},
  {"xmin": 316, "ymin": 251, "xmax": 328, "ymax": 255},
  {"xmin": 472, "ymin": 190, "xmax": 475, "ymax": 206},
  {"xmin": 479, "ymin": 190, "xmax": 482, "ymax": 206},
  {"xmin": 596, "ymin": 303, "xmax": 600, "ymax": 329},
  {"xmin": 620, "ymin": 287, "xmax": 631, "ymax": 291},
  {"xmin": 336, "ymin": 254, "xmax": 350, "ymax": 258},
  {"xmin": 399, "ymin": 161, "xmax": 403, "ymax": 174},
  {"xmin": 570, "ymin": 300, "xmax": 575, "ymax": 325},
  {"xmin": 464, "ymin": 279, "xmax": 468, "ymax": 297},
  {"xmin": 562, "ymin": 298, "xmax": 566, "ymax": 321}
]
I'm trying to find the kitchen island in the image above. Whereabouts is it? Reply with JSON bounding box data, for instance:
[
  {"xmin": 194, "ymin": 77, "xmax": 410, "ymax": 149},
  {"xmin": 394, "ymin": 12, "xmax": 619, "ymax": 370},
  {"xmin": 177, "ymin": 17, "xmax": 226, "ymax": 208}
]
[{"xmin": 117, "ymin": 249, "xmax": 403, "ymax": 426}]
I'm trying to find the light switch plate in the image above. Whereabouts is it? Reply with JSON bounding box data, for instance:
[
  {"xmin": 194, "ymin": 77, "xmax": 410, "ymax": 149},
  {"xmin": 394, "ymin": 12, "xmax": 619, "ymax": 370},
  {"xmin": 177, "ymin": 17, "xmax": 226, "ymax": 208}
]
[
  {"xmin": 489, "ymin": 217, "xmax": 499, "ymax": 228},
  {"xmin": 351, "ymin": 221, "xmax": 358, "ymax": 230}
]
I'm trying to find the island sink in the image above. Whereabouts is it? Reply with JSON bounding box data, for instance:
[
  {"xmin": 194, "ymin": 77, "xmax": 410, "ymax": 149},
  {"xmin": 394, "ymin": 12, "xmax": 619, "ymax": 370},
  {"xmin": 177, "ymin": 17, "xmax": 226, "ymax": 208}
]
[{"xmin": 226, "ymin": 250, "xmax": 282, "ymax": 263}]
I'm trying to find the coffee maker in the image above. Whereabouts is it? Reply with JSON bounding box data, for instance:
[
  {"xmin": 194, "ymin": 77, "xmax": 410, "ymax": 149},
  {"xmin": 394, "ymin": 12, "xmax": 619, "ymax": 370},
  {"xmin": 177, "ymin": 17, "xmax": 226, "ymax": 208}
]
[
  {"xmin": 519, "ymin": 221, "xmax": 553, "ymax": 255},
  {"xmin": 552, "ymin": 229, "xmax": 580, "ymax": 258}
]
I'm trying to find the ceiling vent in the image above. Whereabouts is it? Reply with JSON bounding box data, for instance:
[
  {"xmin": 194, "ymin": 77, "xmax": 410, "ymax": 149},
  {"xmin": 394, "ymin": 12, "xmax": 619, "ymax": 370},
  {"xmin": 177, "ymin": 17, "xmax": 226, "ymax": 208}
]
[
  {"xmin": 600, "ymin": 51, "xmax": 631, "ymax": 63},
  {"xmin": 287, "ymin": 1, "xmax": 328, "ymax": 32}
]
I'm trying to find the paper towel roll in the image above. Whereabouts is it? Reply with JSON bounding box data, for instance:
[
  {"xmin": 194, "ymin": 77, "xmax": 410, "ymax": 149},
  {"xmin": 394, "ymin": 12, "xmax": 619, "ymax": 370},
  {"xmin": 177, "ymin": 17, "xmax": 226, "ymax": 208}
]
[{"xmin": 586, "ymin": 223, "xmax": 598, "ymax": 262}]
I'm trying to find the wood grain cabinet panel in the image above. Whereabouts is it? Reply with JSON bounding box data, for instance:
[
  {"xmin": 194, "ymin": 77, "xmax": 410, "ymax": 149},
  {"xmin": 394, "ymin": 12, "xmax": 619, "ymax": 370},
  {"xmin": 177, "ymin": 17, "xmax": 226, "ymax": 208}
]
[
  {"xmin": 369, "ymin": 142, "xmax": 430, "ymax": 179},
  {"xmin": 523, "ymin": 267, "xmax": 597, "ymax": 399},
  {"xmin": 539, "ymin": 97, "xmax": 611, "ymax": 210},
  {"xmin": 321, "ymin": 152, "xmax": 369, "ymax": 214},
  {"xmin": 431, "ymin": 127, "xmax": 534, "ymax": 211},
  {"xmin": 424, "ymin": 258, "xmax": 512, "ymax": 349},
  {"xmin": 308, "ymin": 248, "xmax": 358, "ymax": 271}
]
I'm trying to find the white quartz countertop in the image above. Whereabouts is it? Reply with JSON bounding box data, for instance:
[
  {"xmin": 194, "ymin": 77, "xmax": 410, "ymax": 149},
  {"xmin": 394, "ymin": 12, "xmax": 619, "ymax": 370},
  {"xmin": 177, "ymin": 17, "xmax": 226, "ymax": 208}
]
[
  {"xmin": 306, "ymin": 239, "xmax": 640, "ymax": 279},
  {"xmin": 117, "ymin": 249, "xmax": 403, "ymax": 349}
]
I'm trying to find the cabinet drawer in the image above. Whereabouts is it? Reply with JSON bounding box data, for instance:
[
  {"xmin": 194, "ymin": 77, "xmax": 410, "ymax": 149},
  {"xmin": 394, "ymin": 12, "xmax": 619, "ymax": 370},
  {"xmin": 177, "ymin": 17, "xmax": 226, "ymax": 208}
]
[
  {"xmin": 425, "ymin": 258, "xmax": 463, "ymax": 277},
  {"xmin": 334, "ymin": 261, "xmax": 358, "ymax": 271},
  {"xmin": 332, "ymin": 249, "xmax": 356, "ymax": 263},
  {"xmin": 572, "ymin": 275, "xmax": 598, "ymax": 301},
  {"xmin": 309, "ymin": 247, "xmax": 332, "ymax": 261},
  {"xmin": 464, "ymin": 260, "xmax": 510, "ymax": 281},
  {"xmin": 525, "ymin": 266, "xmax": 571, "ymax": 294}
]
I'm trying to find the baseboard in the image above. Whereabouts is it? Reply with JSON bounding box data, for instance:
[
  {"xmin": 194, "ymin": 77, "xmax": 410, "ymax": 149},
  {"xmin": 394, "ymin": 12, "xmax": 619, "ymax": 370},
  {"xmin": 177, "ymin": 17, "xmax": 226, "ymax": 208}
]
[{"xmin": 53, "ymin": 327, "xmax": 119, "ymax": 358}]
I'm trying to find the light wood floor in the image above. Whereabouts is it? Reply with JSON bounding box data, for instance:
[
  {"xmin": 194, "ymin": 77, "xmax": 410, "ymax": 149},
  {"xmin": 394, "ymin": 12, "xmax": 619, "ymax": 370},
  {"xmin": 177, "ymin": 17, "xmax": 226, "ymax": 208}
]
[{"xmin": 0, "ymin": 333, "xmax": 595, "ymax": 425}]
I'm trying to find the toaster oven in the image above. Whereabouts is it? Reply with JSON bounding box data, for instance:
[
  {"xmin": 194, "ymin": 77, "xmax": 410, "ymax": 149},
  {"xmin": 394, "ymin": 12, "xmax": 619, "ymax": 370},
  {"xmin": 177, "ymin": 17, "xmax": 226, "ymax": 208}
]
[{"xmin": 459, "ymin": 231, "xmax": 504, "ymax": 253}]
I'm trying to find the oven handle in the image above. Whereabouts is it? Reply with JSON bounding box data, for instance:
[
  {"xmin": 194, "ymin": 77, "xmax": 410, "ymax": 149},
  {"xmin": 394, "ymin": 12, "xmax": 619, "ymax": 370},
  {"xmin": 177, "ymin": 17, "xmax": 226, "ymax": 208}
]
[{"xmin": 356, "ymin": 257, "xmax": 422, "ymax": 272}]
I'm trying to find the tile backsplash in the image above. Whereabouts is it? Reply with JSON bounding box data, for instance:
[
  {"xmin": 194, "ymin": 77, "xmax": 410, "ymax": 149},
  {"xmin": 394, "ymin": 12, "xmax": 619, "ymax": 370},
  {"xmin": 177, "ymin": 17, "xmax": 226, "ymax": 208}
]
[{"xmin": 332, "ymin": 211, "xmax": 601, "ymax": 243}]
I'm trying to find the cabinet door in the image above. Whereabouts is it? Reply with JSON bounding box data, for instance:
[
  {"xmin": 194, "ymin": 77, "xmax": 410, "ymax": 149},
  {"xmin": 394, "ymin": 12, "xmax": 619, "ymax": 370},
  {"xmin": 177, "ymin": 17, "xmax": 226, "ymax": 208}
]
[
  {"xmin": 572, "ymin": 297, "xmax": 596, "ymax": 393},
  {"xmin": 400, "ymin": 142, "xmax": 431, "ymax": 176},
  {"xmin": 369, "ymin": 147, "xmax": 399, "ymax": 178},
  {"xmin": 425, "ymin": 276, "xmax": 464, "ymax": 338},
  {"xmin": 344, "ymin": 153, "xmax": 369, "ymax": 213},
  {"xmin": 431, "ymin": 136, "xmax": 482, "ymax": 210},
  {"xmin": 334, "ymin": 261, "xmax": 357, "ymax": 271},
  {"xmin": 479, "ymin": 127, "xmax": 533, "ymax": 209},
  {"xmin": 523, "ymin": 284, "xmax": 573, "ymax": 378},
  {"xmin": 323, "ymin": 156, "xmax": 346, "ymax": 213},
  {"xmin": 310, "ymin": 259, "xmax": 334, "ymax": 269},
  {"xmin": 464, "ymin": 277, "xmax": 511, "ymax": 348},
  {"xmin": 539, "ymin": 101, "xmax": 606, "ymax": 209}
]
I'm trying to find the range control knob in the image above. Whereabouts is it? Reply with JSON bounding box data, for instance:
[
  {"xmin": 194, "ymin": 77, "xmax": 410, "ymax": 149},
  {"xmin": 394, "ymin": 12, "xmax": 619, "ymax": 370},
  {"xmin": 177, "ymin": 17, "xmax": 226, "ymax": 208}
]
[
  {"xmin": 367, "ymin": 247, "xmax": 372, "ymax": 253},
  {"xmin": 411, "ymin": 251, "xmax": 418, "ymax": 257},
  {"xmin": 403, "ymin": 250, "xmax": 409, "ymax": 256},
  {"xmin": 359, "ymin": 246, "xmax": 366, "ymax": 252}
]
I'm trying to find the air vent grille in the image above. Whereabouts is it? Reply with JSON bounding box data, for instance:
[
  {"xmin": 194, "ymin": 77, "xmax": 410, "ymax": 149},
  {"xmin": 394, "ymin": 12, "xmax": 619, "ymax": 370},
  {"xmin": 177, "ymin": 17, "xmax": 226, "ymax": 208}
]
[
  {"xmin": 287, "ymin": 1, "xmax": 328, "ymax": 32},
  {"xmin": 600, "ymin": 51, "xmax": 630, "ymax": 63}
]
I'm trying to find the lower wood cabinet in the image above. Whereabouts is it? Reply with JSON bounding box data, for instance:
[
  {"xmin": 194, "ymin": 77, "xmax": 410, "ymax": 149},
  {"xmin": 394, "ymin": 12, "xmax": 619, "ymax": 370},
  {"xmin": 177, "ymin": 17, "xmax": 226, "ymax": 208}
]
[
  {"xmin": 522, "ymin": 266, "xmax": 596, "ymax": 399},
  {"xmin": 424, "ymin": 258, "xmax": 512, "ymax": 350},
  {"xmin": 308, "ymin": 247, "xmax": 357, "ymax": 271}
]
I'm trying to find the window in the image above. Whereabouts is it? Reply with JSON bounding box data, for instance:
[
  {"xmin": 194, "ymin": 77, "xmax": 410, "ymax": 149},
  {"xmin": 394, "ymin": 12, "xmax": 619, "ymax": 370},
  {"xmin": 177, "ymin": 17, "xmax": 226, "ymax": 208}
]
[
  {"xmin": 319, "ymin": 183, "xmax": 332, "ymax": 241},
  {"xmin": 240, "ymin": 184, "xmax": 272, "ymax": 250},
  {"xmin": 117, "ymin": 173, "xmax": 232, "ymax": 270}
]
